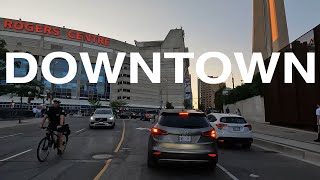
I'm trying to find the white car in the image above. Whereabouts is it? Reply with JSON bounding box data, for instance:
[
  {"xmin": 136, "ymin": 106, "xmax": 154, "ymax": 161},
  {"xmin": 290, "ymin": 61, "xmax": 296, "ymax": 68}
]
[
  {"xmin": 89, "ymin": 108, "xmax": 115, "ymax": 129},
  {"xmin": 207, "ymin": 113, "xmax": 253, "ymax": 148}
]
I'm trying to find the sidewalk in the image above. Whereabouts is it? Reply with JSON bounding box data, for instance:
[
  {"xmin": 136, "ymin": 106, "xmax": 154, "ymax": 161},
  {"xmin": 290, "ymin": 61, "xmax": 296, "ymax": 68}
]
[
  {"xmin": 0, "ymin": 118, "xmax": 41, "ymax": 129},
  {"xmin": 248, "ymin": 121, "xmax": 320, "ymax": 166}
]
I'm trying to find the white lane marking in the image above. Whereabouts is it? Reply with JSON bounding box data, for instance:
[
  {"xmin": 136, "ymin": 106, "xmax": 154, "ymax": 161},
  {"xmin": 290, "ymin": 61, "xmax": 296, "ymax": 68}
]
[
  {"xmin": 0, "ymin": 133, "xmax": 23, "ymax": 139},
  {"xmin": 136, "ymin": 127, "xmax": 150, "ymax": 131},
  {"xmin": 217, "ymin": 164, "xmax": 239, "ymax": 180},
  {"xmin": 0, "ymin": 149, "xmax": 32, "ymax": 162},
  {"xmin": 249, "ymin": 174, "xmax": 260, "ymax": 178},
  {"xmin": 75, "ymin": 128, "xmax": 86, "ymax": 133}
]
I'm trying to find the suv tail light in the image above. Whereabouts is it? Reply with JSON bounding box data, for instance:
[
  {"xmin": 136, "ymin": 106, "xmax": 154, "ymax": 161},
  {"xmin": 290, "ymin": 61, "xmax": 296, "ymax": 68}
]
[
  {"xmin": 145, "ymin": 113, "xmax": 150, "ymax": 117},
  {"xmin": 202, "ymin": 130, "xmax": 216, "ymax": 138},
  {"xmin": 245, "ymin": 124, "xmax": 252, "ymax": 130},
  {"xmin": 151, "ymin": 128, "xmax": 168, "ymax": 135},
  {"xmin": 179, "ymin": 112, "xmax": 189, "ymax": 116},
  {"xmin": 216, "ymin": 123, "xmax": 228, "ymax": 130}
]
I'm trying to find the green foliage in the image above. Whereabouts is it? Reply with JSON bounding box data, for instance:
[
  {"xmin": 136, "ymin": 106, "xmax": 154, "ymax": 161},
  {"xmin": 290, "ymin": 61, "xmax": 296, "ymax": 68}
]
[
  {"xmin": 166, "ymin": 101, "xmax": 174, "ymax": 109},
  {"xmin": 110, "ymin": 100, "xmax": 128, "ymax": 110},
  {"xmin": 221, "ymin": 74, "xmax": 263, "ymax": 105},
  {"xmin": 88, "ymin": 97, "xmax": 102, "ymax": 110}
]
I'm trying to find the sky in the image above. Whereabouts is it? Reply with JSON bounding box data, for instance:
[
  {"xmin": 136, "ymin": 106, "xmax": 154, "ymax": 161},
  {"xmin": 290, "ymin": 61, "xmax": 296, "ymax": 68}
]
[{"xmin": 1, "ymin": 0, "xmax": 320, "ymax": 106}]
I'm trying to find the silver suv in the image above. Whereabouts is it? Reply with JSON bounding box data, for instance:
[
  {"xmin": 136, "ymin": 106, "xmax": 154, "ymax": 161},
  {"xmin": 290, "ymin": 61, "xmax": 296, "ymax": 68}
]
[
  {"xmin": 148, "ymin": 110, "xmax": 218, "ymax": 168},
  {"xmin": 89, "ymin": 108, "xmax": 115, "ymax": 129}
]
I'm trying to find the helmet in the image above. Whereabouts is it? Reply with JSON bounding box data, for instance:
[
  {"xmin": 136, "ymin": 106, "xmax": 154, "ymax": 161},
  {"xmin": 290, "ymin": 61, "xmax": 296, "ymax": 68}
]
[{"xmin": 53, "ymin": 99, "xmax": 61, "ymax": 103}]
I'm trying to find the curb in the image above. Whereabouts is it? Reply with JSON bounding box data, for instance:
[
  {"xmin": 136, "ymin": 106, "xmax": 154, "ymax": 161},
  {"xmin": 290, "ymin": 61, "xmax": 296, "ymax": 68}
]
[{"xmin": 253, "ymin": 138, "xmax": 320, "ymax": 167}]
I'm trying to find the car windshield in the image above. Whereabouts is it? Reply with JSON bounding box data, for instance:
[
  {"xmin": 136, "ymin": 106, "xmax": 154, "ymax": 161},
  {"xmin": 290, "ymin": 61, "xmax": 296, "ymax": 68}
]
[
  {"xmin": 95, "ymin": 109, "xmax": 112, "ymax": 114},
  {"xmin": 220, "ymin": 117, "xmax": 247, "ymax": 124},
  {"xmin": 159, "ymin": 113, "xmax": 210, "ymax": 128}
]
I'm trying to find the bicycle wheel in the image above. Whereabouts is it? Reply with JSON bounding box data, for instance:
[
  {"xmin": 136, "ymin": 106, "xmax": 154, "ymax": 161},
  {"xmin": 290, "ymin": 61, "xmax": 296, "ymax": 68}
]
[{"xmin": 37, "ymin": 137, "xmax": 52, "ymax": 162}]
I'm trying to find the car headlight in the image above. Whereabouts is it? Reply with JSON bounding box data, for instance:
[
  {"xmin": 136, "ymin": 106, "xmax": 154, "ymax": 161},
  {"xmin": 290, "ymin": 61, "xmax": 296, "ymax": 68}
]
[
  {"xmin": 90, "ymin": 117, "xmax": 95, "ymax": 121},
  {"xmin": 109, "ymin": 117, "xmax": 114, "ymax": 121}
]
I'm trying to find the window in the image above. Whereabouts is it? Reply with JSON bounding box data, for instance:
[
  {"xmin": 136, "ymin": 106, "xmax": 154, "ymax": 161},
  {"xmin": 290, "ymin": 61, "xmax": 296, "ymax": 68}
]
[
  {"xmin": 95, "ymin": 109, "xmax": 112, "ymax": 114},
  {"xmin": 207, "ymin": 115, "xmax": 217, "ymax": 122},
  {"xmin": 159, "ymin": 113, "xmax": 210, "ymax": 128},
  {"xmin": 220, "ymin": 117, "xmax": 247, "ymax": 124}
]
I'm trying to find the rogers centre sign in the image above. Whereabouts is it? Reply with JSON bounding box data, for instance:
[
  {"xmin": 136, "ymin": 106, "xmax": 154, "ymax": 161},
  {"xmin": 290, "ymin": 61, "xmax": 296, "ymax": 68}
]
[{"xmin": 2, "ymin": 19, "xmax": 110, "ymax": 46}]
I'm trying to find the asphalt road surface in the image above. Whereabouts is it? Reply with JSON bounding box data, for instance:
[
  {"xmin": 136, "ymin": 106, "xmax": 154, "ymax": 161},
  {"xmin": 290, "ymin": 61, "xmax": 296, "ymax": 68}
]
[{"xmin": 1, "ymin": 117, "xmax": 320, "ymax": 180}]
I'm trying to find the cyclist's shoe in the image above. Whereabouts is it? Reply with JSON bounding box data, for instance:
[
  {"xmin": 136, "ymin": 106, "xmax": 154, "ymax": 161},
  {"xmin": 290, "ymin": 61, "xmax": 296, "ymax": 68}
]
[{"xmin": 57, "ymin": 149, "xmax": 63, "ymax": 155}]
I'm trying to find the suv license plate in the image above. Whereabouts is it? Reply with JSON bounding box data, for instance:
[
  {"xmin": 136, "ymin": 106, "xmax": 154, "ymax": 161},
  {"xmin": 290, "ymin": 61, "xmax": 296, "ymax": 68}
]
[
  {"xmin": 233, "ymin": 127, "xmax": 240, "ymax": 131},
  {"xmin": 179, "ymin": 135, "xmax": 191, "ymax": 142}
]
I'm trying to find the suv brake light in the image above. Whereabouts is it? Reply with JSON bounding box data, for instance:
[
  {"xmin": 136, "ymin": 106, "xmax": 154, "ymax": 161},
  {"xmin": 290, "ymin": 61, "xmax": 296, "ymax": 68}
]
[
  {"xmin": 216, "ymin": 123, "xmax": 228, "ymax": 130},
  {"xmin": 245, "ymin": 124, "xmax": 252, "ymax": 130},
  {"xmin": 151, "ymin": 128, "xmax": 168, "ymax": 135},
  {"xmin": 179, "ymin": 112, "xmax": 189, "ymax": 116},
  {"xmin": 202, "ymin": 130, "xmax": 216, "ymax": 138}
]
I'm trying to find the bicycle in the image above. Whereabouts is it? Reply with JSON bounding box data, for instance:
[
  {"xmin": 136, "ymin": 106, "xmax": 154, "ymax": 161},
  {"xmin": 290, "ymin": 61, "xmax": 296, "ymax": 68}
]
[{"xmin": 37, "ymin": 125, "xmax": 69, "ymax": 162}]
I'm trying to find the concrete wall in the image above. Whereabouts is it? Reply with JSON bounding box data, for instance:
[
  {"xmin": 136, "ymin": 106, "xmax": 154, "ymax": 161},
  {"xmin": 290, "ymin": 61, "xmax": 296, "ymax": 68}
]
[{"xmin": 223, "ymin": 96, "xmax": 265, "ymax": 123}]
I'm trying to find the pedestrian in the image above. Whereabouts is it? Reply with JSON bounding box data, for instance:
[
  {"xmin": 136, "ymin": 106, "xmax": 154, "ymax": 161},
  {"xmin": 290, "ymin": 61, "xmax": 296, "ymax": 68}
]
[
  {"xmin": 314, "ymin": 104, "xmax": 320, "ymax": 142},
  {"xmin": 236, "ymin": 108, "xmax": 242, "ymax": 116},
  {"xmin": 32, "ymin": 107, "xmax": 38, "ymax": 117},
  {"xmin": 226, "ymin": 107, "xmax": 230, "ymax": 114}
]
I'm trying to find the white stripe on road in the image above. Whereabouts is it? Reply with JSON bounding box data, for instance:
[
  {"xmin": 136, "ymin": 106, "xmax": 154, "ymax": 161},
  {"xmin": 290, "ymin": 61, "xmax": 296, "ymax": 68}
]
[
  {"xmin": 75, "ymin": 128, "xmax": 86, "ymax": 133},
  {"xmin": 0, "ymin": 133, "xmax": 23, "ymax": 139},
  {"xmin": 217, "ymin": 164, "xmax": 239, "ymax": 180},
  {"xmin": 0, "ymin": 149, "xmax": 32, "ymax": 162}
]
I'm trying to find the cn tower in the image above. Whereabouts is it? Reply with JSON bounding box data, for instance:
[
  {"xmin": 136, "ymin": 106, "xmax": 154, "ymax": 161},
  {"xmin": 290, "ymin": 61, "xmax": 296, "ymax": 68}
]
[{"xmin": 253, "ymin": 0, "xmax": 290, "ymax": 60}]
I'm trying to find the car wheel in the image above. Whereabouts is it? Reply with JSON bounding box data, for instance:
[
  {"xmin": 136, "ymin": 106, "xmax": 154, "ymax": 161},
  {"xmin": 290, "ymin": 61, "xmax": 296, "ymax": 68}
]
[
  {"xmin": 111, "ymin": 123, "xmax": 115, "ymax": 129},
  {"xmin": 208, "ymin": 160, "xmax": 217, "ymax": 170},
  {"xmin": 89, "ymin": 125, "xmax": 94, "ymax": 129},
  {"xmin": 242, "ymin": 143, "xmax": 252, "ymax": 149},
  {"xmin": 147, "ymin": 153, "xmax": 158, "ymax": 168}
]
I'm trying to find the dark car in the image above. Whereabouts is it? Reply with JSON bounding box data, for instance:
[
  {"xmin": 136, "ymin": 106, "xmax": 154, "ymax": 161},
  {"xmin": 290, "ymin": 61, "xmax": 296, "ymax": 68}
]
[
  {"xmin": 118, "ymin": 111, "xmax": 132, "ymax": 119},
  {"xmin": 148, "ymin": 110, "xmax": 218, "ymax": 168},
  {"xmin": 141, "ymin": 110, "xmax": 157, "ymax": 121}
]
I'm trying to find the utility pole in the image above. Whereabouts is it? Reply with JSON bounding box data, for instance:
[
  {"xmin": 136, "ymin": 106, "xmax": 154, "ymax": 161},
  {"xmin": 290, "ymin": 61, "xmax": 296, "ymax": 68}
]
[{"xmin": 232, "ymin": 73, "xmax": 235, "ymax": 89}]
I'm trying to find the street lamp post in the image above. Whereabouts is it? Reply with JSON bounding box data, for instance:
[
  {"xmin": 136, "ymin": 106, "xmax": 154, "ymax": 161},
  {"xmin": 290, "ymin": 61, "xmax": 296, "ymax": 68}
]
[{"xmin": 28, "ymin": 91, "xmax": 32, "ymax": 110}]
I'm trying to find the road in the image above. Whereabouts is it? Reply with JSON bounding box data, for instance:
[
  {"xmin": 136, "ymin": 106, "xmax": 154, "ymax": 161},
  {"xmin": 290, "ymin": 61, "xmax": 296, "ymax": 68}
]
[{"xmin": 1, "ymin": 117, "xmax": 320, "ymax": 180}]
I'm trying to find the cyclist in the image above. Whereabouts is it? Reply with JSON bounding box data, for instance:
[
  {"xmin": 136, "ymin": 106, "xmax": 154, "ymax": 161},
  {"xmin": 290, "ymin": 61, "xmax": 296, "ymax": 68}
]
[{"xmin": 39, "ymin": 99, "xmax": 66, "ymax": 155}]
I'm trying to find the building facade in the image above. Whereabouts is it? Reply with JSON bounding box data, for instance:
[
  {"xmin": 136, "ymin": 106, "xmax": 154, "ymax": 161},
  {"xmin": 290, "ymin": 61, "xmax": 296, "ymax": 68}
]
[
  {"xmin": 0, "ymin": 18, "xmax": 190, "ymax": 111},
  {"xmin": 198, "ymin": 77, "xmax": 225, "ymax": 110}
]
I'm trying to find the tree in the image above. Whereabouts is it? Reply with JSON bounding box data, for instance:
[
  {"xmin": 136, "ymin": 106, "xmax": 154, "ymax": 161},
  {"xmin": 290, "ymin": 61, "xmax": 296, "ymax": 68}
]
[
  {"xmin": 88, "ymin": 97, "xmax": 101, "ymax": 110},
  {"xmin": 183, "ymin": 99, "xmax": 192, "ymax": 109},
  {"xmin": 166, "ymin": 101, "xmax": 174, "ymax": 109},
  {"xmin": 110, "ymin": 100, "xmax": 128, "ymax": 111}
]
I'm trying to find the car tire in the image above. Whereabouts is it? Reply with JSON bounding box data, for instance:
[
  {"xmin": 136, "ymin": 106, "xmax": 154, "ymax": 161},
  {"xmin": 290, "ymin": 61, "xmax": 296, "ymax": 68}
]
[
  {"xmin": 89, "ymin": 125, "xmax": 94, "ymax": 129},
  {"xmin": 208, "ymin": 160, "xmax": 217, "ymax": 170},
  {"xmin": 242, "ymin": 143, "xmax": 252, "ymax": 149},
  {"xmin": 147, "ymin": 153, "xmax": 158, "ymax": 168},
  {"xmin": 111, "ymin": 123, "xmax": 115, "ymax": 129}
]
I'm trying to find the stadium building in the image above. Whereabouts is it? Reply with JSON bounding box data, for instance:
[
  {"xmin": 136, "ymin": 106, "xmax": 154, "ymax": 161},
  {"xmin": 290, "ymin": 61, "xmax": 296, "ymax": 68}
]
[{"xmin": 0, "ymin": 18, "xmax": 192, "ymax": 112}]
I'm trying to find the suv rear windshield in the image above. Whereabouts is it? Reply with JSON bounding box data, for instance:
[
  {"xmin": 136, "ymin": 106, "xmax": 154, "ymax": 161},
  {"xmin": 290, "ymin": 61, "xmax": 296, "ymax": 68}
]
[
  {"xmin": 220, "ymin": 117, "xmax": 247, "ymax": 124},
  {"xmin": 159, "ymin": 113, "xmax": 210, "ymax": 129},
  {"xmin": 95, "ymin": 109, "xmax": 112, "ymax": 114}
]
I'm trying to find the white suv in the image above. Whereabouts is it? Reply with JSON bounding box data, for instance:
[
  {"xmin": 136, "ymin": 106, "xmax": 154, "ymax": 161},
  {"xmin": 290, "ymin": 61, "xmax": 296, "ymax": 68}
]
[
  {"xmin": 89, "ymin": 108, "xmax": 115, "ymax": 129},
  {"xmin": 207, "ymin": 113, "xmax": 253, "ymax": 148}
]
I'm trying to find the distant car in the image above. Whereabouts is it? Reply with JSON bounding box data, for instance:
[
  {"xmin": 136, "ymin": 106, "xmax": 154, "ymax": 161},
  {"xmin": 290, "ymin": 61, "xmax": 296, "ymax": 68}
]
[
  {"xmin": 148, "ymin": 110, "xmax": 218, "ymax": 168},
  {"xmin": 89, "ymin": 108, "xmax": 115, "ymax": 129},
  {"xmin": 118, "ymin": 111, "xmax": 132, "ymax": 119},
  {"xmin": 207, "ymin": 113, "xmax": 253, "ymax": 148},
  {"xmin": 130, "ymin": 112, "xmax": 139, "ymax": 119},
  {"xmin": 141, "ymin": 110, "xmax": 157, "ymax": 121}
]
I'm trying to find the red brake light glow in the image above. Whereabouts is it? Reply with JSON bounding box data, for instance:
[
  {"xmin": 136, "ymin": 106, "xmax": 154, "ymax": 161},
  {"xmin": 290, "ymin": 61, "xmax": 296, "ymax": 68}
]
[
  {"xmin": 245, "ymin": 124, "xmax": 252, "ymax": 130},
  {"xmin": 202, "ymin": 130, "xmax": 216, "ymax": 138},
  {"xmin": 151, "ymin": 128, "xmax": 168, "ymax": 135},
  {"xmin": 179, "ymin": 112, "xmax": 189, "ymax": 116},
  {"xmin": 216, "ymin": 123, "xmax": 228, "ymax": 130}
]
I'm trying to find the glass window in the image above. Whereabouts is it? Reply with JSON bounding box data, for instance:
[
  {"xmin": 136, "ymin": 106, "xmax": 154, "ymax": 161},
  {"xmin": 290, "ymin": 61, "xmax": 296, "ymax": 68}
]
[
  {"xmin": 159, "ymin": 113, "xmax": 210, "ymax": 128},
  {"xmin": 220, "ymin": 117, "xmax": 247, "ymax": 124},
  {"xmin": 95, "ymin": 109, "xmax": 112, "ymax": 114}
]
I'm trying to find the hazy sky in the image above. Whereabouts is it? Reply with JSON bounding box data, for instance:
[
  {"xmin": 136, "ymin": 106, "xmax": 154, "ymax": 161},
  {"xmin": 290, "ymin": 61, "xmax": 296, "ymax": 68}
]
[{"xmin": 1, "ymin": 0, "xmax": 319, "ymax": 105}]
